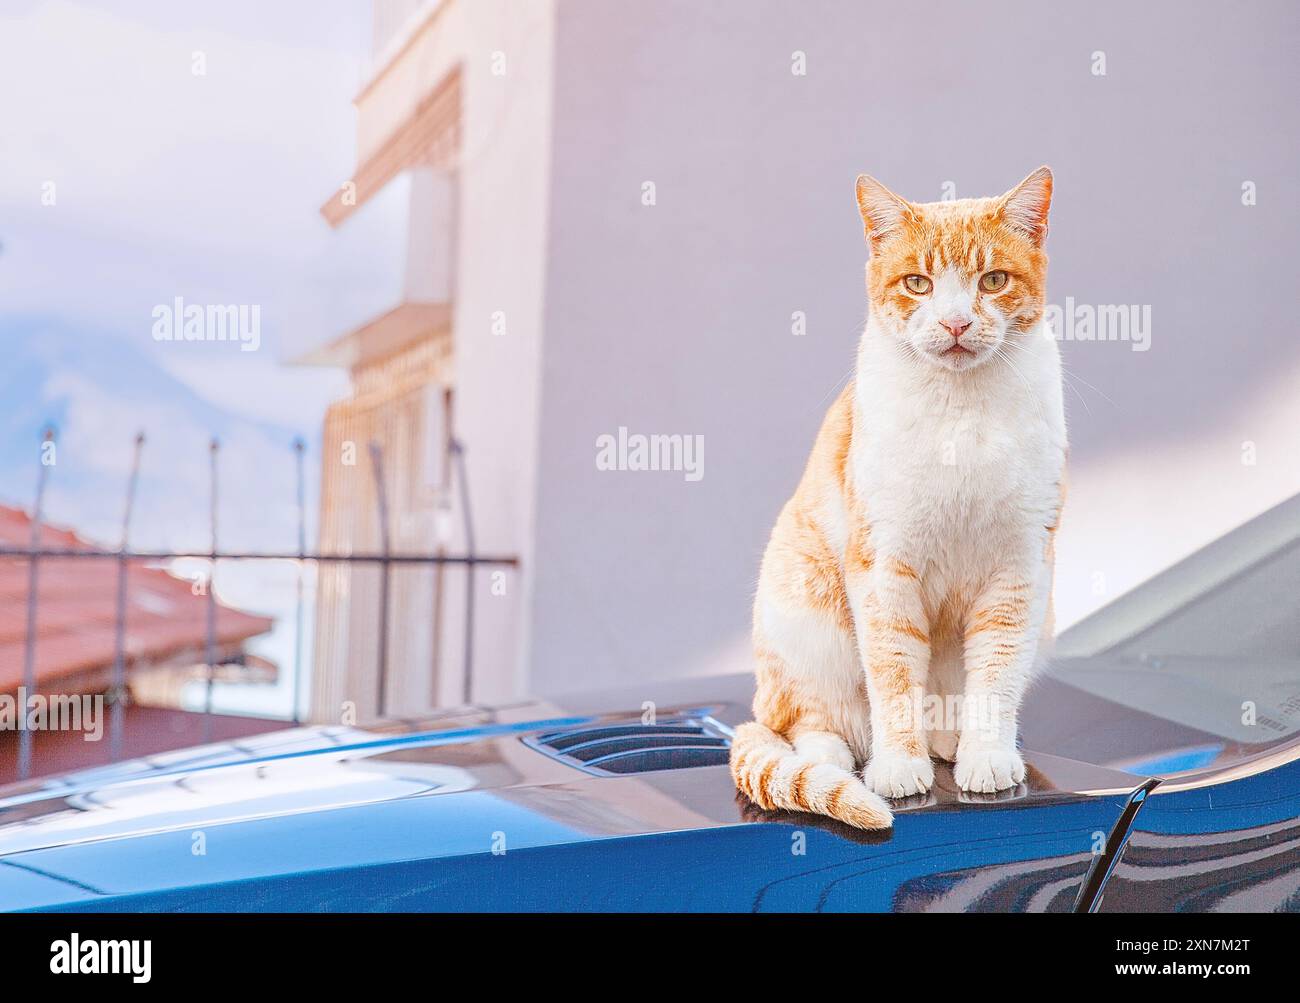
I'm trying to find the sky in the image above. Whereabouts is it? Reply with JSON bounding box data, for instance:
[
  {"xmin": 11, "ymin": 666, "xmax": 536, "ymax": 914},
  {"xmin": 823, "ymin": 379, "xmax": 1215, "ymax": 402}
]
[
  {"xmin": 0, "ymin": 0, "xmax": 382, "ymax": 717},
  {"xmin": 0, "ymin": 0, "xmax": 376, "ymax": 414}
]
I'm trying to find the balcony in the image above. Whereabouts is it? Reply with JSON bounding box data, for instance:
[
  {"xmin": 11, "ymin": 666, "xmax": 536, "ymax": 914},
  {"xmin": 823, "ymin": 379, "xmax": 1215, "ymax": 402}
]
[{"xmin": 293, "ymin": 167, "xmax": 456, "ymax": 373}]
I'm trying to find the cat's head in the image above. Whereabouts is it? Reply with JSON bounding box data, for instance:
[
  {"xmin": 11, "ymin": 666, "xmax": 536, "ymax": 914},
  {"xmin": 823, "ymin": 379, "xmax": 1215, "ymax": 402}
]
[{"xmin": 855, "ymin": 167, "xmax": 1052, "ymax": 372}]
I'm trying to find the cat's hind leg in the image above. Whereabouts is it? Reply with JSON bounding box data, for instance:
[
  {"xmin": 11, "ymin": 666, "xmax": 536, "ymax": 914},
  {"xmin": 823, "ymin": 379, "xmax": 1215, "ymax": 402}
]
[
  {"xmin": 792, "ymin": 730, "xmax": 857, "ymax": 772},
  {"xmin": 925, "ymin": 620, "xmax": 967, "ymax": 763},
  {"xmin": 734, "ymin": 603, "xmax": 886, "ymax": 828},
  {"xmin": 731, "ymin": 722, "xmax": 891, "ymax": 830},
  {"xmin": 928, "ymin": 728, "xmax": 959, "ymax": 763}
]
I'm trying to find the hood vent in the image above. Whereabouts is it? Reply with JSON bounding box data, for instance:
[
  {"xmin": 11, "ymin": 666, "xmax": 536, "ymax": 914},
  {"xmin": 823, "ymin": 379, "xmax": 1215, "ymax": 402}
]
[{"xmin": 524, "ymin": 715, "xmax": 731, "ymax": 776}]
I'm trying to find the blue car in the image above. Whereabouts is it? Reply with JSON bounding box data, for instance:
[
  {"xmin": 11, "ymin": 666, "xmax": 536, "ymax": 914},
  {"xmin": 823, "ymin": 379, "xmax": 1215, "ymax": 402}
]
[{"xmin": 0, "ymin": 496, "xmax": 1296, "ymax": 912}]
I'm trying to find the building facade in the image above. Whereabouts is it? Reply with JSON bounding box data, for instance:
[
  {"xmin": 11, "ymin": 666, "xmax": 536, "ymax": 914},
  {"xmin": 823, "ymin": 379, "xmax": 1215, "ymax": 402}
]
[
  {"xmin": 303, "ymin": 1, "xmax": 550, "ymax": 722},
  {"xmin": 301, "ymin": 0, "xmax": 1300, "ymax": 724}
]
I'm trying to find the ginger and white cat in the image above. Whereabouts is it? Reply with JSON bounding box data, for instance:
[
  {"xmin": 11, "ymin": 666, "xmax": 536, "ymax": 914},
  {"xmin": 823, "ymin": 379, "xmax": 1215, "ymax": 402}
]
[{"xmin": 730, "ymin": 167, "xmax": 1066, "ymax": 829}]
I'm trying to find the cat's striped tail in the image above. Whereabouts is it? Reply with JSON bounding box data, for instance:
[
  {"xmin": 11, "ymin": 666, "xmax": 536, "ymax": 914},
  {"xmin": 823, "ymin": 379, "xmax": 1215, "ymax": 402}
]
[{"xmin": 729, "ymin": 722, "xmax": 893, "ymax": 830}]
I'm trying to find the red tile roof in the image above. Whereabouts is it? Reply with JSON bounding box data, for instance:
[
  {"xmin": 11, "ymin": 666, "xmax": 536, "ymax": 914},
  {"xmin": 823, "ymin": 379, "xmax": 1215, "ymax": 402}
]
[
  {"xmin": 0, "ymin": 704, "xmax": 289, "ymax": 784},
  {"xmin": 0, "ymin": 505, "xmax": 274, "ymax": 690}
]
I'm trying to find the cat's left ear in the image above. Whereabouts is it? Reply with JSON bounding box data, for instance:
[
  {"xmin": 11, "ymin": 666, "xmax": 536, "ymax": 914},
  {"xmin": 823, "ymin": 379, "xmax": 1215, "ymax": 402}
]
[
  {"xmin": 855, "ymin": 174, "xmax": 915, "ymax": 250},
  {"xmin": 997, "ymin": 166, "xmax": 1053, "ymax": 246}
]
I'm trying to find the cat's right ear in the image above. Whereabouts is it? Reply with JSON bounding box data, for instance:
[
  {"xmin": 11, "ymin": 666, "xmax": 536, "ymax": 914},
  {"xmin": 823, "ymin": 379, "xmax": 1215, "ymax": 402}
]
[{"xmin": 855, "ymin": 174, "xmax": 913, "ymax": 250}]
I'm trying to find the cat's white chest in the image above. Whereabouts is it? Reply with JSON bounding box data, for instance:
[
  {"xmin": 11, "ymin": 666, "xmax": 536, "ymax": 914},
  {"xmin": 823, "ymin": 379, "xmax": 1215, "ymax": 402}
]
[
  {"xmin": 851, "ymin": 346, "xmax": 1065, "ymax": 580},
  {"xmin": 858, "ymin": 409, "xmax": 1033, "ymax": 528}
]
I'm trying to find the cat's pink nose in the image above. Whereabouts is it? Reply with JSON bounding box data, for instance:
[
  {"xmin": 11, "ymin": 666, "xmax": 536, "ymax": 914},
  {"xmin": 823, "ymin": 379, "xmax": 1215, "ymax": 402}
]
[{"xmin": 940, "ymin": 316, "xmax": 972, "ymax": 340}]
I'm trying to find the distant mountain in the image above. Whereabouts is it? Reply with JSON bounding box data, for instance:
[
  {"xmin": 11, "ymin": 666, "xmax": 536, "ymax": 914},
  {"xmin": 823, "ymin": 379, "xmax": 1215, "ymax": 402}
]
[{"xmin": 1, "ymin": 315, "xmax": 318, "ymax": 548}]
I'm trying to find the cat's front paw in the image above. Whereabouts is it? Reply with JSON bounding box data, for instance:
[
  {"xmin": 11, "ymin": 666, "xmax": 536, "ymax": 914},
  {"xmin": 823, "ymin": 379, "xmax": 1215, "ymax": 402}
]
[
  {"xmin": 864, "ymin": 750, "xmax": 934, "ymax": 799},
  {"xmin": 954, "ymin": 747, "xmax": 1025, "ymax": 793}
]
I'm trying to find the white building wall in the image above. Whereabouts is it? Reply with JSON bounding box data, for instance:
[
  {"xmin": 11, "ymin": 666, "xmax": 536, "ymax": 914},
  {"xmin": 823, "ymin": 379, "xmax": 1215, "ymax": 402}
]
[
  {"xmin": 440, "ymin": 0, "xmax": 556, "ymax": 704},
  {"xmin": 321, "ymin": 0, "xmax": 1298, "ymax": 709},
  {"xmin": 352, "ymin": 0, "xmax": 557, "ymax": 706},
  {"xmin": 524, "ymin": 0, "xmax": 1300, "ymax": 696},
  {"xmin": 306, "ymin": 0, "xmax": 556, "ymax": 717}
]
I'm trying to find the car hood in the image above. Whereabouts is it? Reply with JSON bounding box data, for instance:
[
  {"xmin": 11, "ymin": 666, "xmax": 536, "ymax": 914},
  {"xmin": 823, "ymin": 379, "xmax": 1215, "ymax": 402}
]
[{"xmin": 0, "ymin": 673, "xmax": 1155, "ymax": 911}]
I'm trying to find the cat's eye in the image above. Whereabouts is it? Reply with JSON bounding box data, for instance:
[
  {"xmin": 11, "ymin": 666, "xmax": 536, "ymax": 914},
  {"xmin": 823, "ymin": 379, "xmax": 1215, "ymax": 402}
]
[
  {"xmin": 980, "ymin": 270, "xmax": 1009, "ymax": 292},
  {"xmin": 903, "ymin": 275, "xmax": 932, "ymax": 295}
]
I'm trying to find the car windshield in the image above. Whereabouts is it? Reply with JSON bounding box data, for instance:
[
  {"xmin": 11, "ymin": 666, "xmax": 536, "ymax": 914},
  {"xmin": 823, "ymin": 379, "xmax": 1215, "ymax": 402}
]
[{"xmin": 1049, "ymin": 493, "xmax": 1300, "ymax": 748}]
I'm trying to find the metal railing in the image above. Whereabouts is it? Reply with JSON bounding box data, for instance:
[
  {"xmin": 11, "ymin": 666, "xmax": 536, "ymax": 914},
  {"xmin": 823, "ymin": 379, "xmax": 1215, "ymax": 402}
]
[{"xmin": 2, "ymin": 426, "xmax": 517, "ymax": 781}]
